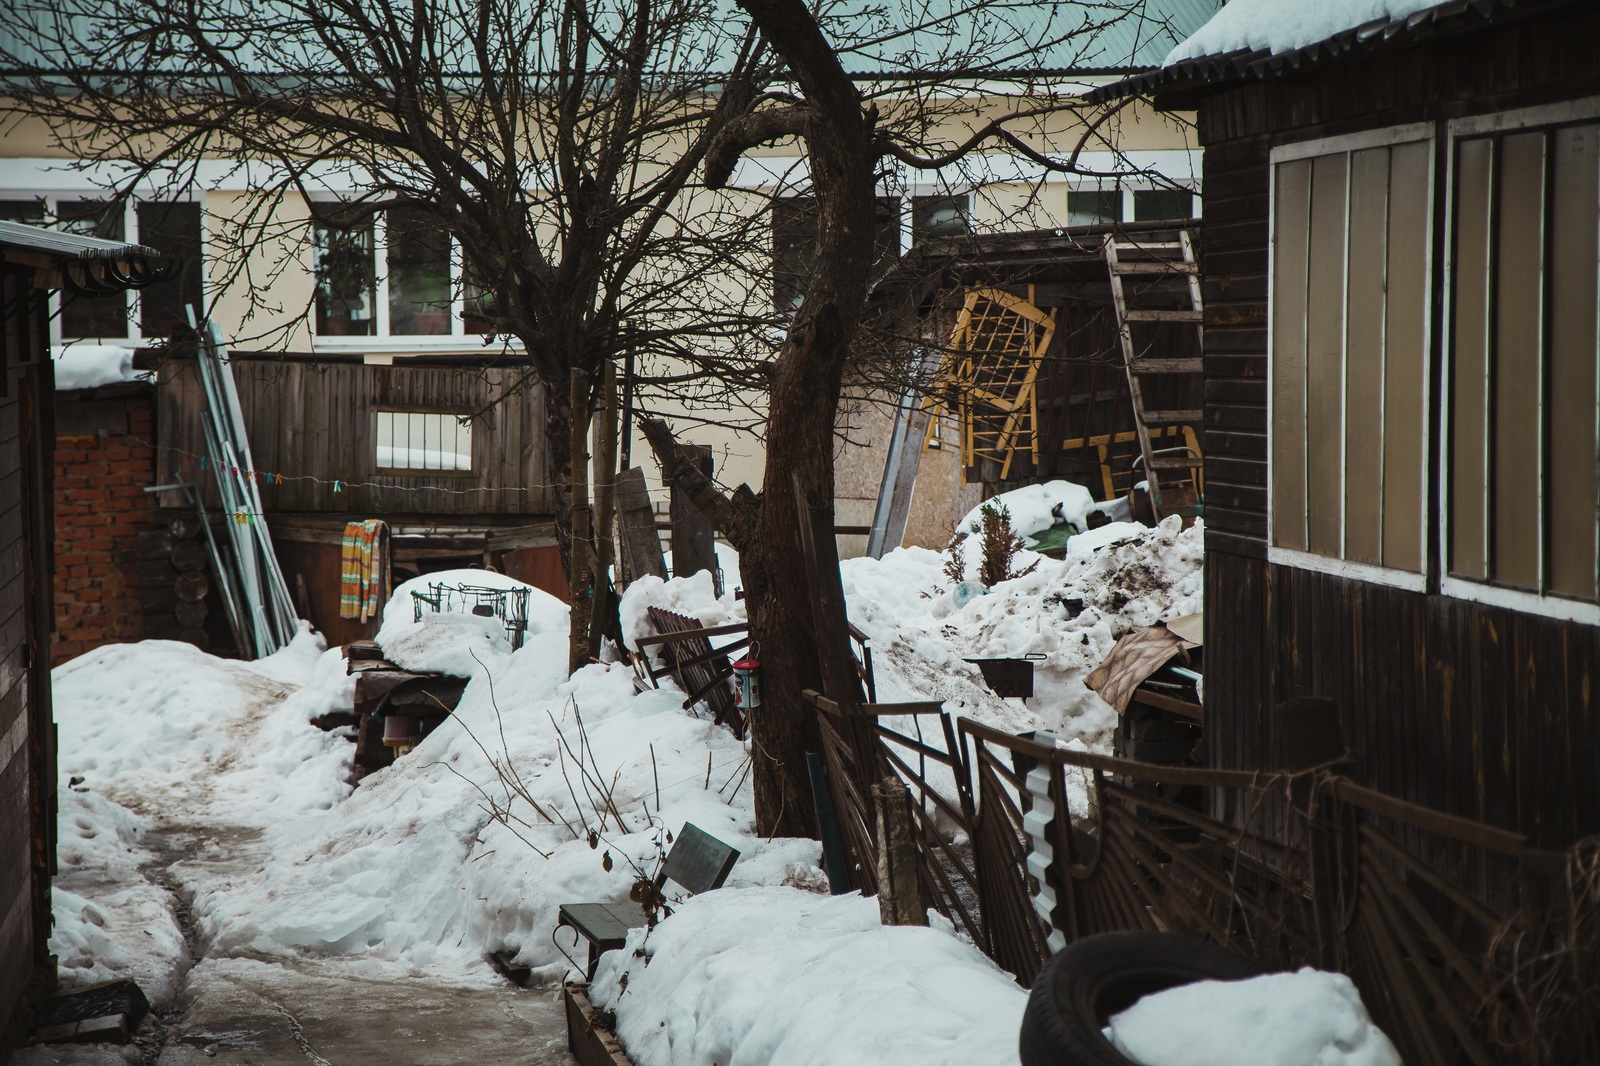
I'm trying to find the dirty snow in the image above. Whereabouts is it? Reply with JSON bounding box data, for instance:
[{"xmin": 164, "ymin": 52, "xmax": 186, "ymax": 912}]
[
  {"xmin": 843, "ymin": 514, "xmax": 1204, "ymax": 745},
  {"xmin": 1108, "ymin": 968, "xmax": 1402, "ymax": 1066},
  {"xmin": 592, "ymin": 887, "xmax": 1028, "ymax": 1066},
  {"xmin": 1166, "ymin": 0, "xmax": 1446, "ymax": 64}
]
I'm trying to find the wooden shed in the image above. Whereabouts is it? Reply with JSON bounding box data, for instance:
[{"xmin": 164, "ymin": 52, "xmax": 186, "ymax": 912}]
[
  {"xmin": 1098, "ymin": 0, "xmax": 1600, "ymax": 845},
  {"xmin": 0, "ymin": 220, "xmax": 164, "ymax": 1049},
  {"xmin": 148, "ymin": 347, "xmax": 562, "ymax": 647}
]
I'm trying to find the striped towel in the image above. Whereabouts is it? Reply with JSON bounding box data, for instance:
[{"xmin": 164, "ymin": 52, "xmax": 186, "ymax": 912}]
[{"xmin": 340, "ymin": 520, "xmax": 389, "ymax": 622}]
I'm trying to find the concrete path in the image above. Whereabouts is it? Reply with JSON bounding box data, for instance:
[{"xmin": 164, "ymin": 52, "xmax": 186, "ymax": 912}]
[{"xmin": 17, "ymin": 823, "xmax": 573, "ymax": 1066}]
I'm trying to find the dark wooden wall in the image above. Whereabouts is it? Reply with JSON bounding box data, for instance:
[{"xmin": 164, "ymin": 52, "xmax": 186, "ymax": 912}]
[
  {"xmin": 1191, "ymin": 3, "xmax": 1600, "ymax": 846},
  {"xmin": 0, "ymin": 262, "xmax": 57, "ymax": 1043},
  {"xmin": 157, "ymin": 360, "xmax": 551, "ymax": 517}
]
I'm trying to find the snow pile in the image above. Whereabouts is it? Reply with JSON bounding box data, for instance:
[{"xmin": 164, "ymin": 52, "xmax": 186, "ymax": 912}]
[
  {"xmin": 50, "ymin": 786, "xmax": 187, "ymax": 1005},
  {"xmin": 619, "ymin": 566, "xmax": 746, "ymax": 653},
  {"xmin": 592, "ymin": 887, "xmax": 1027, "ymax": 1066},
  {"xmin": 376, "ymin": 568, "xmax": 568, "ymax": 676},
  {"xmin": 1166, "ymin": 0, "xmax": 1445, "ymax": 64},
  {"xmin": 52, "ymin": 627, "xmax": 353, "ymax": 819},
  {"xmin": 842, "ymin": 515, "xmax": 1203, "ymax": 745},
  {"xmin": 1108, "ymin": 968, "xmax": 1401, "ymax": 1066},
  {"xmin": 187, "ymin": 623, "xmax": 817, "ymax": 978},
  {"xmin": 53, "ymin": 343, "xmax": 148, "ymax": 390},
  {"xmin": 955, "ymin": 479, "xmax": 1096, "ymax": 544}
]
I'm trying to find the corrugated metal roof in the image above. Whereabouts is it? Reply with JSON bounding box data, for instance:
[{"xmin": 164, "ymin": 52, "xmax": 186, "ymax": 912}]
[
  {"xmin": 0, "ymin": 219, "xmax": 160, "ymax": 261},
  {"xmin": 0, "ymin": 1, "xmax": 1221, "ymax": 81},
  {"xmin": 1088, "ymin": 0, "xmax": 1568, "ymax": 102}
]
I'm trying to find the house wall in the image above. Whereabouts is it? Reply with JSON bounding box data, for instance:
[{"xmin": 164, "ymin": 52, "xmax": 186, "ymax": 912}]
[
  {"xmin": 51, "ymin": 388, "xmax": 164, "ymax": 663},
  {"xmin": 1190, "ymin": 3, "xmax": 1600, "ymax": 845},
  {"xmin": 0, "ymin": 262, "xmax": 57, "ymax": 1045}
]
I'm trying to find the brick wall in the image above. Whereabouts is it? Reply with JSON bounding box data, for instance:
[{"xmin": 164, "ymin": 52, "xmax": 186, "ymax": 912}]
[{"xmin": 52, "ymin": 392, "xmax": 161, "ymax": 664}]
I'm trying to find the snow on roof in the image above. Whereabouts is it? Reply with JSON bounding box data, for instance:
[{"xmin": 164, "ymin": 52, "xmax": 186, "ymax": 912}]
[
  {"xmin": 1164, "ymin": 0, "xmax": 1448, "ymax": 65},
  {"xmin": 53, "ymin": 344, "xmax": 151, "ymax": 391}
]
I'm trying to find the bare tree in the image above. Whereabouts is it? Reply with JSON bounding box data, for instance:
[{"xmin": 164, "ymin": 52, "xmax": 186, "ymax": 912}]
[
  {"xmin": 2, "ymin": 0, "xmax": 1197, "ymax": 830},
  {"xmin": 643, "ymin": 0, "xmax": 1193, "ymax": 835},
  {"xmin": 0, "ymin": 0, "xmax": 789, "ymax": 670}
]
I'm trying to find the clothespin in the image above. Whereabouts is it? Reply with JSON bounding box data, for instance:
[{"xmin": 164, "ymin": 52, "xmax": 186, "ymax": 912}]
[
  {"xmin": 199, "ymin": 456, "xmax": 208, "ymax": 470},
  {"xmin": 333, "ymin": 480, "xmax": 343, "ymax": 493}
]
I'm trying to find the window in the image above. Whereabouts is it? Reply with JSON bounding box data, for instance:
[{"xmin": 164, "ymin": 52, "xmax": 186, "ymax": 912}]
[
  {"xmin": 386, "ymin": 207, "xmax": 450, "ymax": 336},
  {"xmin": 1133, "ymin": 189, "xmax": 1194, "ymax": 221},
  {"xmin": 137, "ymin": 202, "xmax": 203, "ymax": 336},
  {"xmin": 58, "ymin": 200, "xmax": 130, "ymax": 339},
  {"xmin": 911, "ymin": 195, "xmax": 970, "ymax": 243},
  {"xmin": 1067, "ymin": 189, "xmax": 1120, "ymax": 226},
  {"xmin": 773, "ymin": 196, "xmax": 901, "ymax": 311},
  {"xmin": 1447, "ymin": 111, "xmax": 1600, "ymax": 606},
  {"xmin": 314, "ymin": 215, "xmax": 377, "ymax": 336},
  {"xmin": 1269, "ymin": 128, "xmax": 1432, "ymax": 580},
  {"xmin": 375, "ymin": 410, "xmax": 473, "ymax": 472}
]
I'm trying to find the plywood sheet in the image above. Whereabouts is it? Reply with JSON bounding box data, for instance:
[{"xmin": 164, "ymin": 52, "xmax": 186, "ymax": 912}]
[
  {"xmin": 1305, "ymin": 153, "xmax": 1349, "ymax": 557},
  {"xmin": 1493, "ymin": 131, "xmax": 1546, "ymax": 591},
  {"xmin": 1271, "ymin": 158, "xmax": 1312, "ymax": 552},
  {"xmin": 1451, "ymin": 137, "xmax": 1493, "ymax": 579},
  {"xmin": 1382, "ymin": 140, "xmax": 1431, "ymax": 573},
  {"xmin": 1548, "ymin": 124, "xmax": 1599, "ymax": 600},
  {"xmin": 1344, "ymin": 146, "xmax": 1389, "ymax": 565}
]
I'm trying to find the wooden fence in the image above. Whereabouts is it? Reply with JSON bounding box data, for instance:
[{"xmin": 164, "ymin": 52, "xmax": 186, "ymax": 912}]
[{"xmin": 805, "ymin": 692, "xmax": 1600, "ymax": 1066}]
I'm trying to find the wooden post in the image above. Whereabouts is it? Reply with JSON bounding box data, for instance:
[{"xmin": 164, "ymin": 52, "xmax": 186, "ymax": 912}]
[
  {"xmin": 669, "ymin": 443, "xmax": 717, "ymax": 585},
  {"xmin": 615, "ymin": 467, "xmax": 668, "ymax": 586},
  {"xmin": 872, "ymin": 776, "xmax": 929, "ymax": 926}
]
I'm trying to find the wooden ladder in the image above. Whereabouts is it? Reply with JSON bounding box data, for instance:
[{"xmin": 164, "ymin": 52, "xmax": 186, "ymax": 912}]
[{"xmin": 1103, "ymin": 229, "xmax": 1204, "ymax": 519}]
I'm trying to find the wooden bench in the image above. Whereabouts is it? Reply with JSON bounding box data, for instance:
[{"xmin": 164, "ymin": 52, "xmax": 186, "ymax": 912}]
[{"xmin": 556, "ymin": 823, "xmax": 739, "ymax": 979}]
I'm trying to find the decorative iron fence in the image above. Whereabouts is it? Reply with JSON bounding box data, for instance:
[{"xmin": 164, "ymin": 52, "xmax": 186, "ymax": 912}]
[{"xmin": 804, "ymin": 691, "xmax": 1600, "ymax": 1066}]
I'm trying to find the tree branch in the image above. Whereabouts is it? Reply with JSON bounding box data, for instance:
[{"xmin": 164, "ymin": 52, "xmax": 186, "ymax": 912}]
[{"xmin": 638, "ymin": 417, "xmax": 759, "ymax": 551}]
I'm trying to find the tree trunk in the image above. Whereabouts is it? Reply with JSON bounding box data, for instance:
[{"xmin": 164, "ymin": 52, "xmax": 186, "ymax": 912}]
[
  {"xmin": 734, "ymin": 0, "xmax": 878, "ymax": 837},
  {"xmin": 566, "ymin": 366, "xmax": 595, "ymax": 674}
]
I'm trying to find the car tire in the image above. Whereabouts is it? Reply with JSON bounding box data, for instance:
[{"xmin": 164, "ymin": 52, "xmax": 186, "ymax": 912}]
[{"xmin": 1018, "ymin": 931, "xmax": 1266, "ymax": 1066}]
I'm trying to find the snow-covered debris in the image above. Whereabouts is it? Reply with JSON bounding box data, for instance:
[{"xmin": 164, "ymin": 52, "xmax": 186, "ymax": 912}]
[
  {"xmin": 591, "ymin": 887, "xmax": 1027, "ymax": 1066},
  {"xmin": 619, "ymin": 565, "xmax": 746, "ymax": 652},
  {"xmin": 842, "ymin": 515, "xmax": 1203, "ymax": 745},
  {"xmin": 955, "ymin": 479, "xmax": 1096, "ymax": 545},
  {"xmin": 53, "ymin": 343, "xmax": 148, "ymax": 390},
  {"xmin": 1107, "ymin": 967, "xmax": 1401, "ymax": 1066},
  {"xmin": 1166, "ymin": 0, "xmax": 1446, "ymax": 64},
  {"xmin": 375, "ymin": 567, "xmax": 567, "ymax": 676}
]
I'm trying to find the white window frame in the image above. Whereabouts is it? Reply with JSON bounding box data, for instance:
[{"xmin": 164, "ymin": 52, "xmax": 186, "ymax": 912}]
[
  {"xmin": 1266, "ymin": 122, "xmax": 1436, "ymax": 593},
  {"xmin": 307, "ymin": 197, "xmax": 511, "ymax": 355},
  {"xmin": 0, "ymin": 192, "xmax": 208, "ymax": 346},
  {"xmin": 1438, "ymin": 96, "xmax": 1600, "ymax": 625}
]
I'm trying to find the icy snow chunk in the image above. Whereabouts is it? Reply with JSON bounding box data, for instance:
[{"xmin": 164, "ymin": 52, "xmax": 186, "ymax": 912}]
[
  {"xmin": 53, "ymin": 343, "xmax": 148, "ymax": 390},
  {"xmin": 1066, "ymin": 520, "xmax": 1148, "ymax": 556},
  {"xmin": 1107, "ymin": 967, "xmax": 1401, "ymax": 1066}
]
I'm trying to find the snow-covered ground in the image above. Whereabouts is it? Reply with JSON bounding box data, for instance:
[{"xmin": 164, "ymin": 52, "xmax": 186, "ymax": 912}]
[{"xmin": 46, "ymin": 515, "xmax": 1393, "ymax": 1066}]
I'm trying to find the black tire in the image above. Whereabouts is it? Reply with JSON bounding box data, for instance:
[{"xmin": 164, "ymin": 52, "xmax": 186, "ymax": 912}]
[{"xmin": 1018, "ymin": 932, "xmax": 1266, "ymax": 1066}]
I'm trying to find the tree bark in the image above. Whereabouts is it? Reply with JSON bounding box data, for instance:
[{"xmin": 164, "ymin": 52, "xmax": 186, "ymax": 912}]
[
  {"xmin": 566, "ymin": 366, "xmax": 595, "ymax": 674},
  {"xmin": 729, "ymin": 0, "xmax": 878, "ymax": 836}
]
